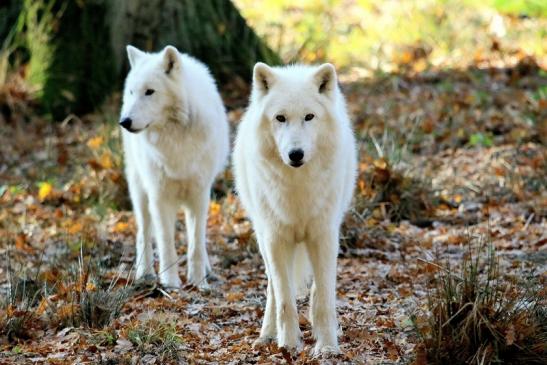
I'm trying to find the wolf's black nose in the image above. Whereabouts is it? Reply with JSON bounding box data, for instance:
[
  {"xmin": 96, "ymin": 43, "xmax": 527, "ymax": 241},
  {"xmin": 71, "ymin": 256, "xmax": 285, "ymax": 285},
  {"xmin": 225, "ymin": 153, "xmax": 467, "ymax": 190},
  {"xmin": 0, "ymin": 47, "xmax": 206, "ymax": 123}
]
[
  {"xmin": 289, "ymin": 149, "xmax": 304, "ymax": 163},
  {"xmin": 120, "ymin": 118, "xmax": 132, "ymax": 130}
]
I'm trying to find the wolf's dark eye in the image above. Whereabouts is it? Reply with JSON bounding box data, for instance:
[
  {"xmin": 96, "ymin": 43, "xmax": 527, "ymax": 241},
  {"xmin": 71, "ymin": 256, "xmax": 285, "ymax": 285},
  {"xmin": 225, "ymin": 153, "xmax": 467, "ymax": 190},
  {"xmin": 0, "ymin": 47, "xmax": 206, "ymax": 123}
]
[
  {"xmin": 304, "ymin": 113, "xmax": 315, "ymax": 121},
  {"xmin": 276, "ymin": 115, "xmax": 286, "ymax": 123},
  {"xmin": 145, "ymin": 89, "xmax": 155, "ymax": 96}
]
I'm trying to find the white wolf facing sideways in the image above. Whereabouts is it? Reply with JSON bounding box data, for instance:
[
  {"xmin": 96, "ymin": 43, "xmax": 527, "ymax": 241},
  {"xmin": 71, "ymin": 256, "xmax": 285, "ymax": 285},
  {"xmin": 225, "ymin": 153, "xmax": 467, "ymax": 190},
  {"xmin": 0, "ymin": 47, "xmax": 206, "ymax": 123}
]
[
  {"xmin": 233, "ymin": 62, "xmax": 357, "ymax": 354},
  {"xmin": 120, "ymin": 45, "xmax": 229, "ymax": 289}
]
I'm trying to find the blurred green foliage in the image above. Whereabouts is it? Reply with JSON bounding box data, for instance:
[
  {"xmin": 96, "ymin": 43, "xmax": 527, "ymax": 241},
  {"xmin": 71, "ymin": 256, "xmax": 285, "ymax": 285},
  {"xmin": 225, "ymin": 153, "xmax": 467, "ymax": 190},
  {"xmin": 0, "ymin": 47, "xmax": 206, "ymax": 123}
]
[
  {"xmin": 235, "ymin": 0, "xmax": 546, "ymax": 70},
  {"xmin": 487, "ymin": 0, "xmax": 547, "ymax": 17}
]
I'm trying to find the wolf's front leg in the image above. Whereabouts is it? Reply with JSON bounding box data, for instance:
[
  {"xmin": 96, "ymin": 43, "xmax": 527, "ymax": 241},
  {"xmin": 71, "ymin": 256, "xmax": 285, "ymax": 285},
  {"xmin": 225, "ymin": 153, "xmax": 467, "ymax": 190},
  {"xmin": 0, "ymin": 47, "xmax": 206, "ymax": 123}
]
[
  {"xmin": 263, "ymin": 231, "xmax": 301, "ymax": 351},
  {"xmin": 252, "ymin": 231, "xmax": 277, "ymax": 346},
  {"xmin": 258, "ymin": 276, "xmax": 277, "ymax": 342},
  {"xmin": 254, "ymin": 262, "xmax": 277, "ymax": 345},
  {"xmin": 127, "ymin": 176, "xmax": 154, "ymax": 279},
  {"xmin": 149, "ymin": 196, "xmax": 181, "ymax": 289},
  {"xmin": 184, "ymin": 190, "xmax": 211, "ymax": 287},
  {"xmin": 306, "ymin": 226, "xmax": 340, "ymax": 355}
]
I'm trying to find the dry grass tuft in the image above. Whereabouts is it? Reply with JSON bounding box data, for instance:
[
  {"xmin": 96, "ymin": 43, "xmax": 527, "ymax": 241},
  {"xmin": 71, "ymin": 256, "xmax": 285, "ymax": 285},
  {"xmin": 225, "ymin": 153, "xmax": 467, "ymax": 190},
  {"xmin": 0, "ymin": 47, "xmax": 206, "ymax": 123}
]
[
  {"xmin": 50, "ymin": 248, "xmax": 133, "ymax": 329},
  {"xmin": 125, "ymin": 316, "xmax": 184, "ymax": 362},
  {"xmin": 414, "ymin": 235, "xmax": 546, "ymax": 364},
  {"xmin": 0, "ymin": 244, "xmax": 133, "ymax": 343},
  {"xmin": 0, "ymin": 254, "xmax": 47, "ymax": 341}
]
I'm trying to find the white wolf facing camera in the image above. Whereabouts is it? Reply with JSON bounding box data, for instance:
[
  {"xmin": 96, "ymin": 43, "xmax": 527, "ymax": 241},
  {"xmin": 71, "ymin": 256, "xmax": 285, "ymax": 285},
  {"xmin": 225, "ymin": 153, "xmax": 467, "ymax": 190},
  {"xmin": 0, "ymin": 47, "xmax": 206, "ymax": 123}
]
[
  {"xmin": 120, "ymin": 45, "xmax": 229, "ymax": 289},
  {"xmin": 233, "ymin": 62, "xmax": 357, "ymax": 354}
]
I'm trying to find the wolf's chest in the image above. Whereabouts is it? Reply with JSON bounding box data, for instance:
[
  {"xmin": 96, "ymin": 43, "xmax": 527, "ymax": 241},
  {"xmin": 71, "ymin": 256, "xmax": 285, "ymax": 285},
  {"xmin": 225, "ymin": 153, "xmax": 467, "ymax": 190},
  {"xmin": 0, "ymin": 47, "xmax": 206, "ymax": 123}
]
[
  {"xmin": 138, "ymin": 128, "xmax": 201, "ymax": 180},
  {"xmin": 259, "ymin": 166, "xmax": 334, "ymax": 223}
]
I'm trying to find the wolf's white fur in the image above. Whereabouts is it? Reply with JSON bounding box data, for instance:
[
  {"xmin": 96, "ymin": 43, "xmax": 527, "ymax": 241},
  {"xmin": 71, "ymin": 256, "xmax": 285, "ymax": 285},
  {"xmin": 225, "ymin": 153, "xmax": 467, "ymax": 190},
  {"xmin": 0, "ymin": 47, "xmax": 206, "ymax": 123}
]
[
  {"xmin": 120, "ymin": 45, "xmax": 229, "ymax": 288},
  {"xmin": 233, "ymin": 62, "xmax": 357, "ymax": 354}
]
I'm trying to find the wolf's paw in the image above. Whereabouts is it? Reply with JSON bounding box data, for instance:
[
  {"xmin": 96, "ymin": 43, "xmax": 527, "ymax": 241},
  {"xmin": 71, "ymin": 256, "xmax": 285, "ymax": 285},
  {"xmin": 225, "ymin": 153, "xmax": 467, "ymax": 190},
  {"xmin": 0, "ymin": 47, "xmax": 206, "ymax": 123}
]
[
  {"xmin": 187, "ymin": 265, "xmax": 208, "ymax": 287},
  {"xmin": 134, "ymin": 273, "xmax": 156, "ymax": 284},
  {"xmin": 135, "ymin": 265, "xmax": 155, "ymax": 280},
  {"xmin": 252, "ymin": 335, "xmax": 275, "ymax": 348},
  {"xmin": 278, "ymin": 336, "xmax": 303, "ymax": 355},
  {"xmin": 159, "ymin": 272, "xmax": 182, "ymax": 290},
  {"xmin": 311, "ymin": 344, "xmax": 341, "ymax": 358},
  {"xmin": 205, "ymin": 270, "xmax": 220, "ymax": 283},
  {"xmin": 279, "ymin": 343, "xmax": 303, "ymax": 359},
  {"xmin": 195, "ymin": 280, "xmax": 211, "ymax": 293}
]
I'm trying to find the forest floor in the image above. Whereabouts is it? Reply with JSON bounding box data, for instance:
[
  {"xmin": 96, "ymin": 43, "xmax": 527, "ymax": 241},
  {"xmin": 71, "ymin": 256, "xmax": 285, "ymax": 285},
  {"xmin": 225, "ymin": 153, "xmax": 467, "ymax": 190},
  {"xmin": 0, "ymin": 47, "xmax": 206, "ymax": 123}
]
[{"xmin": 0, "ymin": 37, "xmax": 546, "ymax": 365}]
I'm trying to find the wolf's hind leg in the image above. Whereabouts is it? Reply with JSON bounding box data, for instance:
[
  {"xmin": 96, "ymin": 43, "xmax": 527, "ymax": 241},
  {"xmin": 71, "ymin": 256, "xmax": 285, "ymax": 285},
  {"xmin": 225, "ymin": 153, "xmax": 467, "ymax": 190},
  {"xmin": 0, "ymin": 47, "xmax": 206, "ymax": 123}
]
[
  {"xmin": 254, "ymin": 270, "xmax": 277, "ymax": 345},
  {"xmin": 150, "ymin": 196, "xmax": 181, "ymax": 289},
  {"xmin": 185, "ymin": 189, "xmax": 210, "ymax": 287},
  {"xmin": 262, "ymin": 231, "xmax": 302, "ymax": 351}
]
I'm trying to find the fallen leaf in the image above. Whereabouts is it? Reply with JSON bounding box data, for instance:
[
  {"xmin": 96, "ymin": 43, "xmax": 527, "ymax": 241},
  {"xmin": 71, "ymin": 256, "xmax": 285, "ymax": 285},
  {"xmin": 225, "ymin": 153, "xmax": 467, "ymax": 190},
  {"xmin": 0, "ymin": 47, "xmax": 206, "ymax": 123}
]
[
  {"xmin": 113, "ymin": 222, "xmax": 130, "ymax": 233},
  {"xmin": 225, "ymin": 292, "xmax": 244, "ymax": 302},
  {"xmin": 87, "ymin": 136, "xmax": 104, "ymax": 150},
  {"xmin": 100, "ymin": 153, "xmax": 113, "ymax": 169},
  {"xmin": 67, "ymin": 221, "xmax": 83, "ymax": 234},
  {"xmin": 38, "ymin": 182, "xmax": 53, "ymax": 201}
]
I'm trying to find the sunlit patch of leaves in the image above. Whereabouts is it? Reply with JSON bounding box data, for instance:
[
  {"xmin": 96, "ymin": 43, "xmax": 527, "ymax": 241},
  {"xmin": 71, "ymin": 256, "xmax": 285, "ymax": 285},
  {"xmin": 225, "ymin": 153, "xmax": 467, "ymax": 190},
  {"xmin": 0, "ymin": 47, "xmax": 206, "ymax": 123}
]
[{"xmin": 414, "ymin": 234, "xmax": 546, "ymax": 364}]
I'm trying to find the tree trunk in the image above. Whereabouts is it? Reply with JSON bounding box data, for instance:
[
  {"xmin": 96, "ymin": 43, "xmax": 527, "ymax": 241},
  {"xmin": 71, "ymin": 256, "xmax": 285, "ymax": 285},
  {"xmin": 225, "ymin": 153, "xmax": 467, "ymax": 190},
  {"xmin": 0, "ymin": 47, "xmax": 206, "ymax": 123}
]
[
  {"xmin": 110, "ymin": 0, "xmax": 279, "ymax": 82},
  {"xmin": 6, "ymin": 0, "xmax": 279, "ymax": 119}
]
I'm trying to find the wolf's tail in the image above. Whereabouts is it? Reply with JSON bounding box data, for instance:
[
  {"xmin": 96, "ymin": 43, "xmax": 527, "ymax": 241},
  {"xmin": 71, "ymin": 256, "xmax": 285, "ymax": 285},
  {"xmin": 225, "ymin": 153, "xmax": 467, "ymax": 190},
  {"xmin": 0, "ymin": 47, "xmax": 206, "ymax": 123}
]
[{"xmin": 293, "ymin": 244, "xmax": 313, "ymax": 298}]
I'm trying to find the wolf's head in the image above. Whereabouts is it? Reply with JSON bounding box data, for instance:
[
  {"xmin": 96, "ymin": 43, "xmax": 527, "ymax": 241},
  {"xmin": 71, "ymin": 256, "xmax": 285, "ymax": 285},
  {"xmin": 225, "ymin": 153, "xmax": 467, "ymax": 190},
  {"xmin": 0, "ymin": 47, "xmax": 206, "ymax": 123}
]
[
  {"xmin": 120, "ymin": 45, "xmax": 183, "ymax": 133},
  {"xmin": 251, "ymin": 63, "xmax": 339, "ymax": 168}
]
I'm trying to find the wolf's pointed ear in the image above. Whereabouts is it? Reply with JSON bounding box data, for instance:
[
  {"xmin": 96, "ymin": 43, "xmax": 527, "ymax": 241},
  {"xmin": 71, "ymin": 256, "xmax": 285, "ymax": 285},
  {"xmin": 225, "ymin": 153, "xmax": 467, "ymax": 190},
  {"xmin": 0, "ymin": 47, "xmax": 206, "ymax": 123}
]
[
  {"xmin": 127, "ymin": 45, "xmax": 145, "ymax": 68},
  {"xmin": 313, "ymin": 63, "xmax": 337, "ymax": 96},
  {"xmin": 253, "ymin": 62, "xmax": 275, "ymax": 96},
  {"xmin": 162, "ymin": 46, "xmax": 180, "ymax": 75}
]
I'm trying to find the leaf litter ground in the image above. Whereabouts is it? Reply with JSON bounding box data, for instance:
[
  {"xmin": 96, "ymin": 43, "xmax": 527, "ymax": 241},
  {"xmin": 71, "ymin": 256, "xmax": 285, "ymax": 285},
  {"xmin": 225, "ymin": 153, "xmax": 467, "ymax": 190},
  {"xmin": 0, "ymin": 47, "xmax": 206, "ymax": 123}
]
[{"xmin": 0, "ymin": 51, "xmax": 546, "ymax": 365}]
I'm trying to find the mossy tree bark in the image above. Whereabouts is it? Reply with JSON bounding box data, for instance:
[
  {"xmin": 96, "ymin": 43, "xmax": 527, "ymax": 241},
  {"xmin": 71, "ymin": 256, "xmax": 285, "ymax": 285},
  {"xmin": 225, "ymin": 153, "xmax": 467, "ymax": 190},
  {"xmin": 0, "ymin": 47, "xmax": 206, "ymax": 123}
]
[{"xmin": 5, "ymin": 0, "xmax": 279, "ymax": 120}]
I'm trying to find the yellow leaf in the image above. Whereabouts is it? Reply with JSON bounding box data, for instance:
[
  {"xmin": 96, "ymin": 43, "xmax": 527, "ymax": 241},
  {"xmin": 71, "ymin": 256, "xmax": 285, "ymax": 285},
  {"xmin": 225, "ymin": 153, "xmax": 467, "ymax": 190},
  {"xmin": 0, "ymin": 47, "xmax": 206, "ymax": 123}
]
[
  {"xmin": 209, "ymin": 201, "xmax": 221, "ymax": 216},
  {"xmin": 38, "ymin": 182, "xmax": 53, "ymax": 201},
  {"xmin": 114, "ymin": 222, "xmax": 129, "ymax": 233},
  {"xmin": 413, "ymin": 58, "xmax": 427, "ymax": 72},
  {"xmin": 373, "ymin": 158, "xmax": 388, "ymax": 170},
  {"xmin": 399, "ymin": 50, "xmax": 413, "ymax": 64},
  {"xmin": 100, "ymin": 153, "xmax": 113, "ymax": 169},
  {"xmin": 87, "ymin": 136, "xmax": 104, "ymax": 150},
  {"xmin": 67, "ymin": 222, "xmax": 83, "ymax": 234}
]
